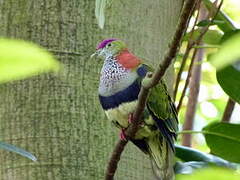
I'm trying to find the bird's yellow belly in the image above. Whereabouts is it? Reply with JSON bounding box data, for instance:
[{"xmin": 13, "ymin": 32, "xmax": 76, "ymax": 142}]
[
  {"xmin": 105, "ymin": 101, "xmax": 138, "ymax": 128},
  {"xmin": 105, "ymin": 101, "xmax": 155, "ymax": 139}
]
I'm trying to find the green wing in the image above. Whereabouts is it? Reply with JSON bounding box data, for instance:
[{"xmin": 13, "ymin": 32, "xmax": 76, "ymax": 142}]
[{"xmin": 143, "ymin": 64, "xmax": 178, "ymax": 150}]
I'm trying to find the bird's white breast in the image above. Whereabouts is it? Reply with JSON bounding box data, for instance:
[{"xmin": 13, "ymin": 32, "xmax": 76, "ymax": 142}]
[{"xmin": 98, "ymin": 56, "xmax": 138, "ymax": 96}]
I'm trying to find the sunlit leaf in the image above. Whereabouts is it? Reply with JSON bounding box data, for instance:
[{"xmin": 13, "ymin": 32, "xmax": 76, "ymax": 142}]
[
  {"xmin": 203, "ymin": 0, "xmax": 236, "ymax": 32},
  {"xmin": 203, "ymin": 122, "xmax": 240, "ymax": 163},
  {"xmin": 210, "ymin": 33, "xmax": 240, "ymax": 70},
  {"xmin": 183, "ymin": 29, "xmax": 222, "ymax": 45},
  {"xmin": 177, "ymin": 168, "xmax": 240, "ymax": 180},
  {"xmin": 0, "ymin": 38, "xmax": 59, "ymax": 84},
  {"xmin": 0, "ymin": 141, "xmax": 37, "ymax": 161},
  {"xmin": 202, "ymin": 30, "xmax": 223, "ymax": 45},
  {"xmin": 208, "ymin": 99, "xmax": 225, "ymax": 119},
  {"xmin": 95, "ymin": 0, "xmax": 106, "ymax": 29}
]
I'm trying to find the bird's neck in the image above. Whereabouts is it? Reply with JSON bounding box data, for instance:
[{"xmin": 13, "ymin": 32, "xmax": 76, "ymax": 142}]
[
  {"xmin": 99, "ymin": 56, "xmax": 138, "ymax": 97},
  {"xmin": 116, "ymin": 49, "xmax": 141, "ymax": 69}
]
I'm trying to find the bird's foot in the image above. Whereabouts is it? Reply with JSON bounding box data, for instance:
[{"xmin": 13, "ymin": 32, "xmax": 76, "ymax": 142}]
[
  {"xmin": 119, "ymin": 128, "xmax": 127, "ymax": 141},
  {"xmin": 128, "ymin": 113, "xmax": 134, "ymax": 124}
]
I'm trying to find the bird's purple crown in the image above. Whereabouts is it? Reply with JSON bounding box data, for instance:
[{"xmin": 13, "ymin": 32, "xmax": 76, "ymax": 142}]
[{"xmin": 97, "ymin": 38, "xmax": 117, "ymax": 49}]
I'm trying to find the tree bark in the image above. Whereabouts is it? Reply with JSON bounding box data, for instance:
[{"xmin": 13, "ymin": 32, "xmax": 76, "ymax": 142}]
[
  {"xmin": 182, "ymin": 47, "xmax": 204, "ymax": 147},
  {"xmin": 0, "ymin": 0, "xmax": 183, "ymax": 179},
  {"xmin": 182, "ymin": 5, "xmax": 207, "ymax": 147}
]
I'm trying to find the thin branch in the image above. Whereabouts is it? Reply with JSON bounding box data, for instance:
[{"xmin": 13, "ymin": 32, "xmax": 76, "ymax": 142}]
[
  {"xmin": 177, "ymin": 48, "xmax": 198, "ymax": 112},
  {"xmin": 173, "ymin": 46, "xmax": 192, "ymax": 101},
  {"xmin": 105, "ymin": 0, "xmax": 198, "ymax": 179},
  {"xmin": 173, "ymin": 1, "xmax": 201, "ymax": 101},
  {"xmin": 176, "ymin": 0, "xmax": 223, "ymax": 112},
  {"xmin": 193, "ymin": 45, "xmax": 220, "ymax": 48},
  {"xmin": 181, "ymin": 0, "xmax": 223, "ymax": 147},
  {"xmin": 182, "ymin": 43, "xmax": 205, "ymax": 147},
  {"xmin": 181, "ymin": 4, "xmax": 208, "ymax": 147},
  {"xmin": 222, "ymin": 98, "xmax": 235, "ymax": 122}
]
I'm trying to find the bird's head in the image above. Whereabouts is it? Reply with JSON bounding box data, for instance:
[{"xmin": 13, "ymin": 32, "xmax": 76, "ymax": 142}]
[{"xmin": 91, "ymin": 38, "xmax": 127, "ymax": 59}]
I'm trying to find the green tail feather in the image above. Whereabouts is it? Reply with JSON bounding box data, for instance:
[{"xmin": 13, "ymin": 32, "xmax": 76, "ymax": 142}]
[{"xmin": 147, "ymin": 134, "xmax": 175, "ymax": 180}]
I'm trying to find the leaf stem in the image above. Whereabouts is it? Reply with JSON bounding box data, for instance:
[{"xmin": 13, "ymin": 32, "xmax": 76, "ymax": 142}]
[
  {"xmin": 178, "ymin": 130, "xmax": 203, "ymax": 134},
  {"xmin": 221, "ymin": 98, "xmax": 235, "ymax": 122},
  {"xmin": 178, "ymin": 130, "xmax": 240, "ymax": 143},
  {"xmin": 193, "ymin": 45, "xmax": 220, "ymax": 48}
]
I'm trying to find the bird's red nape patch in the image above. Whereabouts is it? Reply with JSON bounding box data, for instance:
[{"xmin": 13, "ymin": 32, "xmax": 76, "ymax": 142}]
[{"xmin": 116, "ymin": 49, "xmax": 141, "ymax": 69}]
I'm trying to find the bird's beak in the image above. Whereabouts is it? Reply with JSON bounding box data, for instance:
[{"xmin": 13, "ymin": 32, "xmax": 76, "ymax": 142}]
[{"xmin": 90, "ymin": 49, "xmax": 101, "ymax": 59}]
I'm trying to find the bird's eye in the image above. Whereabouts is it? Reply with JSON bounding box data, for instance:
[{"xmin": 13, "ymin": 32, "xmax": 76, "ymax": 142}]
[{"xmin": 107, "ymin": 43, "xmax": 112, "ymax": 47}]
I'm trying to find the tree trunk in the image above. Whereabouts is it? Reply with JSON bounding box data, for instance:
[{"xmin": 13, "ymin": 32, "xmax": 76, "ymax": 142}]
[
  {"xmin": 182, "ymin": 5, "xmax": 207, "ymax": 147},
  {"xmin": 0, "ymin": 0, "xmax": 183, "ymax": 179}
]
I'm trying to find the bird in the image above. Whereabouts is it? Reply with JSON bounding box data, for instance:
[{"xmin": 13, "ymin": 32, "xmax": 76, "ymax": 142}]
[{"xmin": 92, "ymin": 38, "xmax": 178, "ymax": 180}]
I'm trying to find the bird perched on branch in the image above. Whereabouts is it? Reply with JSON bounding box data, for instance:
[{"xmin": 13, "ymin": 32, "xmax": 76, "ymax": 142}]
[{"xmin": 92, "ymin": 38, "xmax": 178, "ymax": 180}]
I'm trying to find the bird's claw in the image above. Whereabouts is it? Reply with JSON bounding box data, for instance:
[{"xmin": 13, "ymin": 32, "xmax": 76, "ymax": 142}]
[
  {"xmin": 119, "ymin": 128, "xmax": 127, "ymax": 141},
  {"xmin": 128, "ymin": 113, "xmax": 134, "ymax": 124}
]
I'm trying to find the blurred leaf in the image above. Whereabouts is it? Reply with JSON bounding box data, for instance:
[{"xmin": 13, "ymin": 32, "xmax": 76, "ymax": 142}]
[
  {"xmin": 220, "ymin": 29, "xmax": 240, "ymax": 43},
  {"xmin": 183, "ymin": 29, "xmax": 222, "ymax": 45},
  {"xmin": 202, "ymin": 30, "xmax": 223, "ymax": 45},
  {"xmin": 202, "ymin": 70, "xmax": 216, "ymax": 84},
  {"xmin": 174, "ymin": 161, "xmax": 208, "ymax": 174},
  {"xmin": 197, "ymin": 20, "xmax": 224, "ymax": 27},
  {"xmin": 175, "ymin": 145, "xmax": 238, "ymax": 169},
  {"xmin": 176, "ymin": 145, "xmax": 212, "ymax": 162},
  {"xmin": 208, "ymin": 99, "xmax": 225, "ymax": 119},
  {"xmin": 0, "ymin": 38, "xmax": 59, "ymax": 84},
  {"xmin": 210, "ymin": 33, "xmax": 240, "ymax": 70},
  {"xmin": 177, "ymin": 168, "xmax": 240, "ymax": 180},
  {"xmin": 216, "ymin": 65, "xmax": 240, "ymax": 103},
  {"xmin": 95, "ymin": 0, "xmax": 106, "ymax": 29},
  {"xmin": 209, "ymin": 99, "xmax": 225, "ymax": 112},
  {"xmin": 0, "ymin": 141, "xmax": 37, "ymax": 161},
  {"xmin": 203, "ymin": 122, "xmax": 240, "ymax": 163},
  {"xmin": 203, "ymin": 0, "xmax": 236, "ymax": 32}
]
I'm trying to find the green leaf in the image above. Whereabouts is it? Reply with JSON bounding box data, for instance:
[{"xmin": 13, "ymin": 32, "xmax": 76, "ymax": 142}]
[
  {"xmin": 175, "ymin": 145, "xmax": 237, "ymax": 169},
  {"xmin": 95, "ymin": 0, "xmax": 106, "ymax": 29},
  {"xmin": 210, "ymin": 32, "xmax": 240, "ymax": 70},
  {"xmin": 202, "ymin": 30, "xmax": 223, "ymax": 45},
  {"xmin": 203, "ymin": 0, "xmax": 236, "ymax": 32},
  {"xmin": 216, "ymin": 65, "xmax": 240, "ymax": 103},
  {"xmin": 197, "ymin": 20, "xmax": 225, "ymax": 27},
  {"xmin": 177, "ymin": 168, "xmax": 240, "ymax": 180},
  {"xmin": 174, "ymin": 161, "xmax": 208, "ymax": 174},
  {"xmin": 0, "ymin": 38, "xmax": 59, "ymax": 84},
  {"xmin": 220, "ymin": 29, "xmax": 240, "ymax": 43},
  {"xmin": 0, "ymin": 141, "xmax": 37, "ymax": 161},
  {"xmin": 203, "ymin": 122, "xmax": 240, "ymax": 163},
  {"xmin": 196, "ymin": 20, "xmax": 210, "ymax": 27},
  {"xmin": 183, "ymin": 29, "xmax": 222, "ymax": 45}
]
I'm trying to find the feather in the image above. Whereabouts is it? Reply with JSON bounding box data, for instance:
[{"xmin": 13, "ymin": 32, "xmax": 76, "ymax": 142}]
[
  {"xmin": 116, "ymin": 49, "xmax": 141, "ymax": 69},
  {"xmin": 147, "ymin": 82, "xmax": 178, "ymax": 151},
  {"xmin": 99, "ymin": 79, "xmax": 141, "ymax": 110}
]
